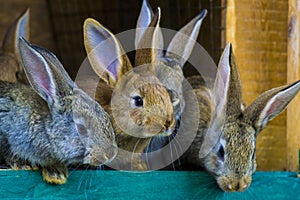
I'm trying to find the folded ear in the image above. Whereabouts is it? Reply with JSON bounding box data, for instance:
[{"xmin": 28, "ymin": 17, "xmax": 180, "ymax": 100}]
[
  {"xmin": 84, "ymin": 18, "xmax": 132, "ymax": 87},
  {"xmin": 135, "ymin": 7, "xmax": 163, "ymax": 68},
  {"xmin": 2, "ymin": 8, "xmax": 30, "ymax": 59},
  {"xmin": 18, "ymin": 38, "xmax": 73, "ymax": 108},
  {"xmin": 243, "ymin": 80, "xmax": 300, "ymax": 134},
  {"xmin": 165, "ymin": 9, "xmax": 207, "ymax": 67},
  {"xmin": 135, "ymin": 0, "xmax": 154, "ymax": 48}
]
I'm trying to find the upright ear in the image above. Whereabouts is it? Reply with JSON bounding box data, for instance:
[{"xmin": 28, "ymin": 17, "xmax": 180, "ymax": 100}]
[
  {"xmin": 31, "ymin": 44, "xmax": 74, "ymax": 87},
  {"xmin": 2, "ymin": 9, "xmax": 30, "ymax": 58},
  {"xmin": 135, "ymin": 0, "xmax": 154, "ymax": 48},
  {"xmin": 212, "ymin": 43, "xmax": 232, "ymax": 124},
  {"xmin": 199, "ymin": 43, "xmax": 231, "ymax": 158},
  {"xmin": 84, "ymin": 18, "xmax": 132, "ymax": 87},
  {"xmin": 212, "ymin": 43, "xmax": 243, "ymax": 122},
  {"xmin": 165, "ymin": 10, "xmax": 207, "ymax": 67},
  {"xmin": 135, "ymin": 7, "xmax": 163, "ymax": 68},
  {"xmin": 243, "ymin": 80, "xmax": 300, "ymax": 134},
  {"xmin": 18, "ymin": 38, "xmax": 73, "ymax": 108}
]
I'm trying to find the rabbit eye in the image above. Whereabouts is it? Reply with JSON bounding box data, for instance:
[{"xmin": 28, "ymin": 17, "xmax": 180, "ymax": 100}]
[
  {"xmin": 217, "ymin": 145, "xmax": 225, "ymax": 160},
  {"xmin": 76, "ymin": 123, "xmax": 88, "ymax": 136},
  {"xmin": 167, "ymin": 89, "xmax": 180, "ymax": 106},
  {"xmin": 132, "ymin": 96, "xmax": 143, "ymax": 107},
  {"xmin": 251, "ymin": 149, "xmax": 256, "ymax": 160}
]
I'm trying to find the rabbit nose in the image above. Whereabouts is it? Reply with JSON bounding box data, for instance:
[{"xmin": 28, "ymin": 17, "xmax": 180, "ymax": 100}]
[
  {"xmin": 217, "ymin": 175, "xmax": 252, "ymax": 192},
  {"xmin": 88, "ymin": 145, "xmax": 118, "ymax": 166},
  {"xmin": 237, "ymin": 175, "xmax": 252, "ymax": 192},
  {"xmin": 103, "ymin": 144, "xmax": 118, "ymax": 164}
]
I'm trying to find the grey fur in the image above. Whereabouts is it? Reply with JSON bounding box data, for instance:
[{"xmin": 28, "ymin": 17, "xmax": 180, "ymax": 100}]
[
  {"xmin": 0, "ymin": 38, "xmax": 117, "ymax": 184},
  {"xmin": 185, "ymin": 44, "xmax": 300, "ymax": 192}
]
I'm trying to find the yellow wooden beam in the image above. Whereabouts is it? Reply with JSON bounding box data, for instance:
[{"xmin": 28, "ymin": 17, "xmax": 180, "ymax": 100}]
[{"xmin": 287, "ymin": 0, "xmax": 300, "ymax": 172}]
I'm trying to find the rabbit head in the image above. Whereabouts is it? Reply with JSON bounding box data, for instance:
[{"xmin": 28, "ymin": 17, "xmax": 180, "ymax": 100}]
[
  {"xmin": 200, "ymin": 43, "xmax": 300, "ymax": 192},
  {"xmin": 0, "ymin": 9, "xmax": 29, "ymax": 84},
  {"xmin": 83, "ymin": 17, "xmax": 175, "ymax": 139},
  {"xmin": 18, "ymin": 38, "xmax": 117, "ymax": 167},
  {"xmin": 135, "ymin": 0, "xmax": 207, "ymax": 118}
]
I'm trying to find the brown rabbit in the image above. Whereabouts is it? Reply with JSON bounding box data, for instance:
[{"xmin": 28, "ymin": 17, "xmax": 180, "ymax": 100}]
[
  {"xmin": 0, "ymin": 9, "xmax": 29, "ymax": 84},
  {"xmin": 82, "ymin": 11, "xmax": 176, "ymax": 170}
]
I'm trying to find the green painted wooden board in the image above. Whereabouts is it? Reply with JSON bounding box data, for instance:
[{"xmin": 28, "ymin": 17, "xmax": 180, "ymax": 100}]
[{"xmin": 0, "ymin": 170, "xmax": 299, "ymax": 199}]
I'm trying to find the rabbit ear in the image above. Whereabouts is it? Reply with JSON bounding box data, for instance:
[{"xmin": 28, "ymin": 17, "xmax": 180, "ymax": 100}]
[
  {"xmin": 243, "ymin": 81, "xmax": 300, "ymax": 134},
  {"xmin": 2, "ymin": 9, "xmax": 30, "ymax": 58},
  {"xmin": 31, "ymin": 44, "xmax": 74, "ymax": 87},
  {"xmin": 165, "ymin": 10, "xmax": 207, "ymax": 67},
  {"xmin": 84, "ymin": 18, "xmax": 132, "ymax": 87},
  {"xmin": 199, "ymin": 43, "xmax": 241, "ymax": 158},
  {"xmin": 18, "ymin": 38, "xmax": 73, "ymax": 107},
  {"xmin": 213, "ymin": 43, "xmax": 243, "ymax": 124},
  {"xmin": 135, "ymin": 0, "xmax": 154, "ymax": 48},
  {"xmin": 212, "ymin": 43, "xmax": 232, "ymax": 123},
  {"xmin": 135, "ymin": 7, "xmax": 163, "ymax": 69}
]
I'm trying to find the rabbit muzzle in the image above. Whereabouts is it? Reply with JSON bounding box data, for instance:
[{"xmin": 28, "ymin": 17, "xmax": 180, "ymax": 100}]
[
  {"xmin": 84, "ymin": 144, "xmax": 118, "ymax": 166},
  {"xmin": 217, "ymin": 174, "xmax": 252, "ymax": 192}
]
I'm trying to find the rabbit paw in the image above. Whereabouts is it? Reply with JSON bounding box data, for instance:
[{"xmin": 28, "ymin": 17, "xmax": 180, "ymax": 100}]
[
  {"xmin": 6, "ymin": 157, "xmax": 36, "ymax": 170},
  {"xmin": 42, "ymin": 164, "xmax": 68, "ymax": 184}
]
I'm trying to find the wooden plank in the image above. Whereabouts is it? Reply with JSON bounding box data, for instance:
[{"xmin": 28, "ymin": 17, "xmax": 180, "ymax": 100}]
[
  {"xmin": 287, "ymin": 0, "xmax": 300, "ymax": 172},
  {"xmin": 0, "ymin": 170, "xmax": 298, "ymax": 199}
]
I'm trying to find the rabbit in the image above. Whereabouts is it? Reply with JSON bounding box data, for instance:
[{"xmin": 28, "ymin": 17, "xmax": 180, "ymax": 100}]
[
  {"xmin": 82, "ymin": 10, "xmax": 176, "ymax": 170},
  {"xmin": 0, "ymin": 38, "xmax": 117, "ymax": 184},
  {"xmin": 135, "ymin": 1, "xmax": 300, "ymax": 191},
  {"xmin": 0, "ymin": 8, "xmax": 29, "ymax": 84},
  {"xmin": 135, "ymin": 0, "xmax": 207, "ymax": 119},
  {"xmin": 181, "ymin": 43, "xmax": 300, "ymax": 192}
]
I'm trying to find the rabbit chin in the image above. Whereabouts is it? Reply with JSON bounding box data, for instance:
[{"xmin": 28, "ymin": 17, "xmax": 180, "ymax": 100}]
[
  {"xmin": 133, "ymin": 124, "xmax": 174, "ymax": 138},
  {"xmin": 216, "ymin": 174, "xmax": 252, "ymax": 192}
]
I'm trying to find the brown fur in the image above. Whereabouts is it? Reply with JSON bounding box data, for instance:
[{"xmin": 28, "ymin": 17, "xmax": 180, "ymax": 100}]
[{"xmin": 83, "ymin": 18, "xmax": 176, "ymax": 170}]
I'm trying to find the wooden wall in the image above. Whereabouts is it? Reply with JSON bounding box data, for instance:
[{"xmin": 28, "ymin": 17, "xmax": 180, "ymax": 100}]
[{"xmin": 227, "ymin": 0, "xmax": 300, "ymax": 171}]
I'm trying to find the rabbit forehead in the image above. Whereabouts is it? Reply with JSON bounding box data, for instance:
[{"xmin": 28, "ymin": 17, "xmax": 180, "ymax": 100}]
[
  {"xmin": 72, "ymin": 88, "xmax": 112, "ymax": 130},
  {"xmin": 221, "ymin": 122, "xmax": 255, "ymax": 173},
  {"xmin": 155, "ymin": 62, "xmax": 184, "ymax": 90}
]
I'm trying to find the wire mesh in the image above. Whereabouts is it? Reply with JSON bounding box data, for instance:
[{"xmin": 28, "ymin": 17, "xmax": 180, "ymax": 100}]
[{"xmin": 46, "ymin": 0, "xmax": 226, "ymax": 78}]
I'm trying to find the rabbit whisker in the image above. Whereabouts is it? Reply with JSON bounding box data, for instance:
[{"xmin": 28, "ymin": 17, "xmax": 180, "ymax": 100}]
[
  {"xmin": 83, "ymin": 179, "xmax": 89, "ymax": 200},
  {"xmin": 171, "ymin": 135, "xmax": 182, "ymax": 166},
  {"xmin": 167, "ymin": 135, "xmax": 176, "ymax": 170},
  {"xmin": 131, "ymin": 138, "xmax": 141, "ymax": 170},
  {"xmin": 145, "ymin": 139, "xmax": 151, "ymax": 169}
]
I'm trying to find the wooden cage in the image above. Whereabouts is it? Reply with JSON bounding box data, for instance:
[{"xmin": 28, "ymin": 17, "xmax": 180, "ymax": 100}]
[{"xmin": 0, "ymin": 0, "xmax": 299, "ymax": 171}]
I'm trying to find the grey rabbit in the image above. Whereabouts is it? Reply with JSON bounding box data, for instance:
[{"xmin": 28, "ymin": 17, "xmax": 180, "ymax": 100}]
[
  {"xmin": 175, "ymin": 44, "xmax": 300, "ymax": 192},
  {"xmin": 0, "ymin": 38, "xmax": 117, "ymax": 184},
  {"xmin": 192, "ymin": 44, "xmax": 300, "ymax": 192},
  {"xmin": 0, "ymin": 9, "xmax": 29, "ymax": 84},
  {"xmin": 136, "ymin": 2, "xmax": 300, "ymax": 192}
]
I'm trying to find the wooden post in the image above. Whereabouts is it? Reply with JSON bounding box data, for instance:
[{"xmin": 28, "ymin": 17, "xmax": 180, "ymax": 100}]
[{"xmin": 287, "ymin": 0, "xmax": 300, "ymax": 172}]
